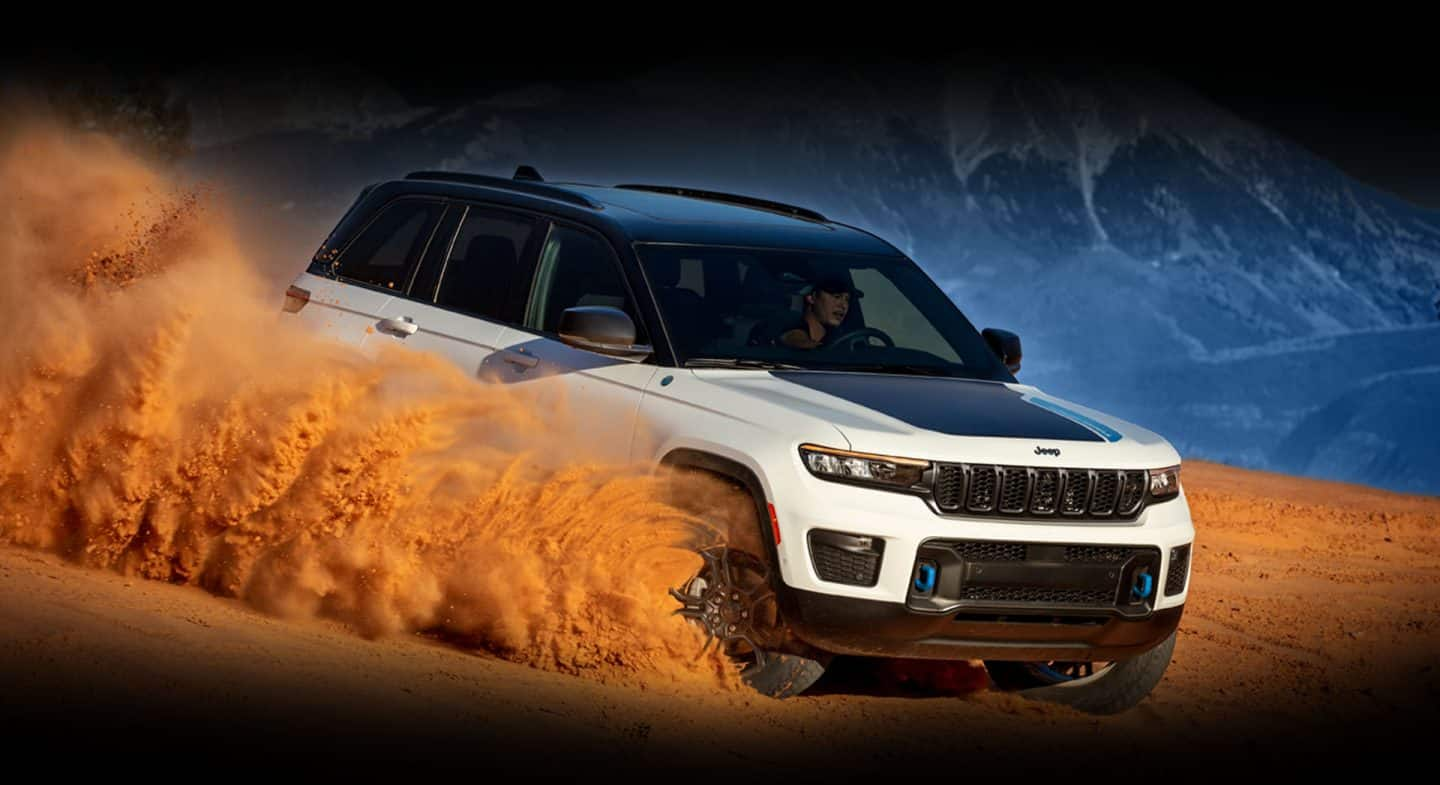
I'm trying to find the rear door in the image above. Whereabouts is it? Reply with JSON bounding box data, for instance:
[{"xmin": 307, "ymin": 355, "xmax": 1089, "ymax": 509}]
[
  {"xmin": 491, "ymin": 222, "xmax": 659, "ymax": 460},
  {"xmin": 371, "ymin": 203, "xmax": 542, "ymax": 376},
  {"xmin": 291, "ymin": 197, "xmax": 446, "ymax": 348}
]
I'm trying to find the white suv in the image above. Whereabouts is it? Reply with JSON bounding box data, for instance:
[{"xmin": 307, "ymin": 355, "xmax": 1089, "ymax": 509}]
[{"xmin": 286, "ymin": 168, "xmax": 1194, "ymax": 713}]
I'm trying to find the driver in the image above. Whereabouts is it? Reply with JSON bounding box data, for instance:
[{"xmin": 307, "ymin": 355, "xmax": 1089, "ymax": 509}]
[{"xmin": 778, "ymin": 275, "xmax": 854, "ymax": 350}]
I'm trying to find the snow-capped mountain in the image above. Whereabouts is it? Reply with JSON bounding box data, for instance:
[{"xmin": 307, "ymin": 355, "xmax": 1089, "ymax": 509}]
[{"xmin": 181, "ymin": 60, "xmax": 1440, "ymax": 494}]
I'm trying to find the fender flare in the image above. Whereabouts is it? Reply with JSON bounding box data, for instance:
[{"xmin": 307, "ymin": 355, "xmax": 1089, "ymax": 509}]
[
  {"xmin": 660, "ymin": 448, "xmax": 817, "ymax": 649},
  {"xmin": 659, "ymin": 448, "xmax": 781, "ymax": 571}
]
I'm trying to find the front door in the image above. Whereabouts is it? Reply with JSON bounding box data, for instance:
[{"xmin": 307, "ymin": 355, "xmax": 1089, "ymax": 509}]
[{"xmin": 491, "ymin": 223, "xmax": 658, "ymax": 461}]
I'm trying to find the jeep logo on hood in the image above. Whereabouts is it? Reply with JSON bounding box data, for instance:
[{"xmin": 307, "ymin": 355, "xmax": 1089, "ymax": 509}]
[{"xmin": 1034, "ymin": 446, "xmax": 1061, "ymax": 457}]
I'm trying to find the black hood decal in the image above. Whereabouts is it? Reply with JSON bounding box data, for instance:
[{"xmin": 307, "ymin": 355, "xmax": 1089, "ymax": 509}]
[{"xmin": 770, "ymin": 372, "xmax": 1106, "ymax": 442}]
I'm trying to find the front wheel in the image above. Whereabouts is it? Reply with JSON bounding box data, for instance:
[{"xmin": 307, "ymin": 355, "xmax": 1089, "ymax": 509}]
[
  {"xmin": 984, "ymin": 630, "xmax": 1177, "ymax": 714},
  {"xmin": 672, "ymin": 546, "xmax": 829, "ymax": 698}
]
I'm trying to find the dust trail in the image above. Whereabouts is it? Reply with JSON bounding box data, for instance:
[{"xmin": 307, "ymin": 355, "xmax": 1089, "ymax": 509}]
[{"xmin": 0, "ymin": 108, "xmax": 739, "ymax": 689}]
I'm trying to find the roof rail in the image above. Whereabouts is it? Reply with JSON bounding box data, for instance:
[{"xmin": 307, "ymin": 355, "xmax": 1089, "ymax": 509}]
[
  {"xmin": 404, "ymin": 170, "xmax": 600, "ymax": 209},
  {"xmin": 827, "ymin": 219, "xmax": 905, "ymax": 256},
  {"xmin": 614, "ymin": 184, "xmax": 827, "ymax": 223}
]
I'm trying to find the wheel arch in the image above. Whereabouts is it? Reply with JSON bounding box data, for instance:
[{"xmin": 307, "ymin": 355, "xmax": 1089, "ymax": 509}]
[
  {"xmin": 659, "ymin": 448, "xmax": 781, "ymax": 570},
  {"xmin": 660, "ymin": 447, "xmax": 829, "ymax": 661}
]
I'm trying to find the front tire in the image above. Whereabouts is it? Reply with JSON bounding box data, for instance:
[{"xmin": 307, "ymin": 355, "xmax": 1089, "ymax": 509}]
[
  {"xmin": 672, "ymin": 546, "xmax": 829, "ymax": 698},
  {"xmin": 663, "ymin": 468, "xmax": 830, "ymax": 698},
  {"xmin": 984, "ymin": 630, "xmax": 1177, "ymax": 714}
]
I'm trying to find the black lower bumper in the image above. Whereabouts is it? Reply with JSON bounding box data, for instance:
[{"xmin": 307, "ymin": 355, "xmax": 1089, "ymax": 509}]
[{"xmin": 784, "ymin": 589, "xmax": 1184, "ymax": 661}]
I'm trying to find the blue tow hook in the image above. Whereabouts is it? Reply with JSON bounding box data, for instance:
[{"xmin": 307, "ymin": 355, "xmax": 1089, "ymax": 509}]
[
  {"xmin": 1131, "ymin": 570, "xmax": 1154, "ymax": 600},
  {"xmin": 914, "ymin": 562, "xmax": 937, "ymax": 594}
]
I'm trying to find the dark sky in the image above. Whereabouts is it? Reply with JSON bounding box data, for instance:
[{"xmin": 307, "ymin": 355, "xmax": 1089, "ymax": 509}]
[
  {"xmin": 1165, "ymin": 56, "xmax": 1440, "ymax": 209},
  {"xmin": 404, "ymin": 52, "xmax": 1440, "ymax": 210},
  {"xmin": 10, "ymin": 32, "xmax": 1439, "ymax": 209}
]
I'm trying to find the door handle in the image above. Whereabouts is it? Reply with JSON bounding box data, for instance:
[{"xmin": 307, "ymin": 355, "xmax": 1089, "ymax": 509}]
[
  {"xmin": 500, "ymin": 350, "xmax": 539, "ymax": 370},
  {"xmin": 377, "ymin": 316, "xmax": 418, "ymax": 336}
]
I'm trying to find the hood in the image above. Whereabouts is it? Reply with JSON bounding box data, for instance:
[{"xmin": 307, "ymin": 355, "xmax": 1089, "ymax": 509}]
[{"xmin": 691, "ymin": 369, "xmax": 1181, "ymax": 469}]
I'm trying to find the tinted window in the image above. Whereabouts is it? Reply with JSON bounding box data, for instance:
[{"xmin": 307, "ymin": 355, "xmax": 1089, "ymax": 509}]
[
  {"xmin": 849, "ymin": 268, "xmax": 960, "ymax": 362},
  {"xmin": 525, "ymin": 226, "xmax": 647, "ymax": 342},
  {"xmin": 336, "ymin": 200, "xmax": 444, "ymax": 290},
  {"xmin": 636, "ymin": 245, "xmax": 1011, "ymax": 382},
  {"xmin": 404, "ymin": 205, "xmax": 463, "ymax": 302},
  {"xmin": 433, "ymin": 207, "xmax": 538, "ymax": 323}
]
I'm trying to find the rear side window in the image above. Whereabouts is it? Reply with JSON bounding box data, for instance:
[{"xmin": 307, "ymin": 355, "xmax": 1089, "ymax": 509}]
[
  {"xmin": 433, "ymin": 207, "xmax": 538, "ymax": 323},
  {"xmin": 525, "ymin": 225, "xmax": 647, "ymax": 342},
  {"xmin": 335, "ymin": 199, "xmax": 444, "ymax": 291}
]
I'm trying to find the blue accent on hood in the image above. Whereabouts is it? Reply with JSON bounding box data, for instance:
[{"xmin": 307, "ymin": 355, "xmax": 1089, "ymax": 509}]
[
  {"xmin": 1020, "ymin": 394, "xmax": 1125, "ymax": 443},
  {"xmin": 769, "ymin": 372, "xmax": 1105, "ymax": 442}
]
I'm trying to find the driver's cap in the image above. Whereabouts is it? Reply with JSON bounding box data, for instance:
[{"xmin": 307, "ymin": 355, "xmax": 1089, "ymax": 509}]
[{"xmin": 807, "ymin": 275, "xmax": 862, "ymax": 298}]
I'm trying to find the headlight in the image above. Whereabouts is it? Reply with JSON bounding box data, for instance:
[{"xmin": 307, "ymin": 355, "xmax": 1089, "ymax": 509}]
[
  {"xmin": 1148, "ymin": 465, "xmax": 1182, "ymax": 501},
  {"xmin": 799, "ymin": 444, "xmax": 929, "ymax": 490}
]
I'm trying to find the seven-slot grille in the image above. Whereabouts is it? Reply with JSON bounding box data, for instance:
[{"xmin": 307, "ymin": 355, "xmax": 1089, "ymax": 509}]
[{"xmin": 932, "ymin": 464, "xmax": 1148, "ymax": 520}]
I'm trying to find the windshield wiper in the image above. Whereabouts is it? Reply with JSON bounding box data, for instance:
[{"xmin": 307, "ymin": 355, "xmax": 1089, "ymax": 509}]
[{"xmin": 684, "ymin": 357, "xmax": 806, "ymax": 370}]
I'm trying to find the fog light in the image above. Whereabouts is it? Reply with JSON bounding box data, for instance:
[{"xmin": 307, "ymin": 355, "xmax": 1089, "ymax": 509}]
[{"xmin": 808, "ymin": 530, "xmax": 884, "ymax": 587}]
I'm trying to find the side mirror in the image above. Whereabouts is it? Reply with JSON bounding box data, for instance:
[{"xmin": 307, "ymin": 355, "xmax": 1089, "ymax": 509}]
[
  {"xmin": 558, "ymin": 306, "xmax": 653, "ymax": 360},
  {"xmin": 982, "ymin": 327, "xmax": 1022, "ymax": 374}
]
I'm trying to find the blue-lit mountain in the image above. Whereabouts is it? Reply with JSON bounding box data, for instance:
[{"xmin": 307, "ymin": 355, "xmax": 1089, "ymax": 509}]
[{"xmin": 179, "ymin": 62, "xmax": 1440, "ymax": 493}]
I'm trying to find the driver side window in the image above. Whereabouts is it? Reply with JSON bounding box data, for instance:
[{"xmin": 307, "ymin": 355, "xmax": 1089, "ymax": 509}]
[{"xmin": 524, "ymin": 225, "xmax": 648, "ymax": 343}]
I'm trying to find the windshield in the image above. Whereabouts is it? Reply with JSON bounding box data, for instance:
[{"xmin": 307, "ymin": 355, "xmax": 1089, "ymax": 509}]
[{"xmin": 637, "ymin": 245, "xmax": 1013, "ymax": 382}]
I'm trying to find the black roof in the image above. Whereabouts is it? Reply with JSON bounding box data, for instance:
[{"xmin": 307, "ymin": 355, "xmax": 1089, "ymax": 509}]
[{"xmin": 388, "ymin": 171, "xmax": 901, "ymax": 256}]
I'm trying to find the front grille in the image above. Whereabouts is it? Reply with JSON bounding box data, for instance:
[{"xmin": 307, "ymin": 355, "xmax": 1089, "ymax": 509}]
[
  {"xmin": 1061, "ymin": 469, "xmax": 1091, "ymax": 515},
  {"xmin": 934, "ymin": 464, "xmax": 965, "ymax": 511},
  {"xmin": 1117, "ymin": 471, "xmax": 1147, "ymax": 515},
  {"xmin": 1165, "ymin": 544, "xmax": 1191, "ymax": 596},
  {"xmin": 998, "ymin": 468, "xmax": 1029, "ymax": 513},
  {"xmin": 1089, "ymin": 471, "xmax": 1120, "ymax": 515},
  {"xmin": 929, "ymin": 463, "xmax": 1151, "ymax": 521},
  {"xmin": 967, "ymin": 466, "xmax": 998, "ymax": 512},
  {"xmin": 1030, "ymin": 469, "xmax": 1060, "ymax": 514},
  {"xmin": 962, "ymin": 586, "xmax": 1115, "ymax": 605}
]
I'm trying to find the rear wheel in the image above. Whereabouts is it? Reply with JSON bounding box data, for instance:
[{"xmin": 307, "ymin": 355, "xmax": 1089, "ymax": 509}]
[
  {"xmin": 672, "ymin": 546, "xmax": 828, "ymax": 698},
  {"xmin": 984, "ymin": 630, "xmax": 1177, "ymax": 714}
]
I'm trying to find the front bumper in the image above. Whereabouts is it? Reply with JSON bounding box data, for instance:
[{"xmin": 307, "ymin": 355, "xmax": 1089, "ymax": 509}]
[
  {"xmin": 784, "ymin": 589, "xmax": 1184, "ymax": 661},
  {"xmin": 781, "ymin": 531, "xmax": 1190, "ymax": 660},
  {"xmin": 770, "ymin": 472, "xmax": 1195, "ymax": 610},
  {"xmin": 766, "ymin": 456, "xmax": 1195, "ymax": 659}
]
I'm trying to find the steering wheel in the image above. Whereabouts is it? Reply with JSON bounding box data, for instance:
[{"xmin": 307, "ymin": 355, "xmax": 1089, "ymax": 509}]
[{"xmin": 825, "ymin": 326, "xmax": 895, "ymax": 351}]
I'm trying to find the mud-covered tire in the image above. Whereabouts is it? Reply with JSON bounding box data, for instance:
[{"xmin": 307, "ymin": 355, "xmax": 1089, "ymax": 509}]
[{"xmin": 984, "ymin": 630, "xmax": 1176, "ymax": 715}]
